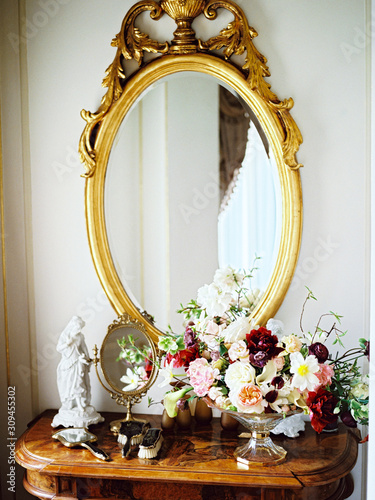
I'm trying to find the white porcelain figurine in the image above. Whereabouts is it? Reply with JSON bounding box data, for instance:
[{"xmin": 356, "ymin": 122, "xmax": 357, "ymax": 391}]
[{"xmin": 52, "ymin": 316, "xmax": 104, "ymax": 428}]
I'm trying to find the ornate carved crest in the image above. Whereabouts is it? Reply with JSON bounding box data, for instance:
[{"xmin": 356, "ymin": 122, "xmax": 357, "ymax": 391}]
[{"xmin": 79, "ymin": 0, "xmax": 302, "ymax": 178}]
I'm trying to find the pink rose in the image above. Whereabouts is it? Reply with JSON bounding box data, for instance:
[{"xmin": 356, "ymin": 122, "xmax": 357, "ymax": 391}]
[
  {"xmin": 187, "ymin": 358, "xmax": 218, "ymax": 397},
  {"xmin": 273, "ymin": 356, "xmax": 285, "ymax": 371},
  {"xmin": 314, "ymin": 363, "xmax": 334, "ymax": 390}
]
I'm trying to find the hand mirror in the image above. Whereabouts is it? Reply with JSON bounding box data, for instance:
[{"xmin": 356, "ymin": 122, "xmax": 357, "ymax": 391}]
[
  {"xmin": 52, "ymin": 428, "xmax": 109, "ymax": 461},
  {"xmin": 93, "ymin": 314, "xmax": 158, "ymax": 434}
]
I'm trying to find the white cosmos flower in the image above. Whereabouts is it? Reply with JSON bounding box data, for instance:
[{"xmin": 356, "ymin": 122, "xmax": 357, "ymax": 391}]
[
  {"xmin": 222, "ymin": 316, "xmax": 253, "ymax": 343},
  {"xmin": 120, "ymin": 368, "xmax": 140, "ymax": 391},
  {"xmin": 224, "ymin": 361, "xmax": 255, "ymax": 390},
  {"xmin": 157, "ymin": 361, "xmax": 175, "ymax": 388},
  {"xmin": 197, "ymin": 282, "xmax": 233, "ymax": 317},
  {"xmin": 290, "ymin": 352, "xmax": 319, "ymax": 392}
]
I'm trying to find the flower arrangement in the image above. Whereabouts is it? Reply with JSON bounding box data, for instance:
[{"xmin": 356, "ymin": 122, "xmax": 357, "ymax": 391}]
[{"xmin": 157, "ymin": 266, "xmax": 369, "ymax": 436}]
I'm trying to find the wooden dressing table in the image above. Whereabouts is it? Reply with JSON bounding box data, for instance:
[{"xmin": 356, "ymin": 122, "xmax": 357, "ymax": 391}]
[{"xmin": 16, "ymin": 410, "xmax": 359, "ymax": 500}]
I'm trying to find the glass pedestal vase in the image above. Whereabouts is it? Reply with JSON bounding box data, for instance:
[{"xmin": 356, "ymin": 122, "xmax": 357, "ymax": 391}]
[
  {"xmin": 204, "ymin": 398, "xmax": 301, "ymax": 466},
  {"xmin": 231, "ymin": 412, "xmax": 289, "ymax": 466}
]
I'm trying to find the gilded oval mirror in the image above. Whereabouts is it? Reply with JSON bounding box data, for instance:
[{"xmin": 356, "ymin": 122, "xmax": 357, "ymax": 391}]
[{"xmin": 80, "ymin": 0, "xmax": 303, "ymax": 343}]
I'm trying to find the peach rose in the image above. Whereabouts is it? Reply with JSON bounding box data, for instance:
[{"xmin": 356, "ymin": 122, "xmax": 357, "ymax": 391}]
[
  {"xmin": 229, "ymin": 383, "xmax": 267, "ymax": 413},
  {"xmin": 282, "ymin": 334, "xmax": 303, "ymax": 354}
]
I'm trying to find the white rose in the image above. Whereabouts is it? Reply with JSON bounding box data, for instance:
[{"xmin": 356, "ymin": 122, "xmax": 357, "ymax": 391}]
[
  {"xmin": 208, "ymin": 386, "xmax": 224, "ymax": 401},
  {"xmin": 197, "ymin": 282, "xmax": 233, "ymax": 317},
  {"xmin": 222, "ymin": 316, "xmax": 252, "ymax": 343},
  {"xmin": 224, "ymin": 361, "xmax": 255, "ymax": 390},
  {"xmin": 228, "ymin": 340, "xmax": 249, "ymax": 362},
  {"xmin": 215, "ymin": 395, "xmax": 232, "ymax": 409},
  {"xmin": 213, "ymin": 266, "xmax": 245, "ymax": 291}
]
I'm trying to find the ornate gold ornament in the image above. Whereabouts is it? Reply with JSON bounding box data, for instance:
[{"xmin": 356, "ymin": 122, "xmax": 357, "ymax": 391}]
[
  {"xmin": 80, "ymin": 0, "xmax": 303, "ymax": 343},
  {"xmin": 79, "ymin": 0, "xmax": 302, "ymax": 178}
]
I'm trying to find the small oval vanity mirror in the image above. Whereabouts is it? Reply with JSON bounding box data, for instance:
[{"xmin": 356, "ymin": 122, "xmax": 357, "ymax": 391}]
[{"xmin": 93, "ymin": 314, "xmax": 158, "ymax": 433}]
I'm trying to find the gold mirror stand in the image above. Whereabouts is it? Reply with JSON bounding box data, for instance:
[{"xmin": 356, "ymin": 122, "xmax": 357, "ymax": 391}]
[
  {"xmin": 93, "ymin": 344, "xmax": 148, "ymax": 433},
  {"xmin": 93, "ymin": 314, "xmax": 159, "ymax": 434}
]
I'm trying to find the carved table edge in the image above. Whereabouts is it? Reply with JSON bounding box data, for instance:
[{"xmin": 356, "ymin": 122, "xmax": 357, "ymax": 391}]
[
  {"xmin": 22, "ymin": 465, "xmax": 303, "ymax": 490},
  {"xmin": 288, "ymin": 428, "xmax": 359, "ymax": 488},
  {"xmin": 15, "ymin": 429, "xmax": 55, "ymax": 472},
  {"xmin": 22, "ymin": 474, "xmax": 55, "ymax": 500}
]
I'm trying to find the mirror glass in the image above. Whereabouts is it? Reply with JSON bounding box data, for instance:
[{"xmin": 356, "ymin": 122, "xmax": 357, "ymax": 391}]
[
  {"xmin": 105, "ymin": 73, "xmax": 282, "ymax": 333},
  {"xmin": 54, "ymin": 428, "xmax": 95, "ymax": 444},
  {"xmin": 101, "ymin": 326, "xmax": 154, "ymax": 393}
]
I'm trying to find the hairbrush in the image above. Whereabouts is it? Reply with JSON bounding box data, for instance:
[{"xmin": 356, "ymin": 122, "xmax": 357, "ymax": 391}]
[
  {"xmin": 117, "ymin": 420, "xmax": 150, "ymax": 457},
  {"xmin": 138, "ymin": 428, "xmax": 163, "ymax": 459}
]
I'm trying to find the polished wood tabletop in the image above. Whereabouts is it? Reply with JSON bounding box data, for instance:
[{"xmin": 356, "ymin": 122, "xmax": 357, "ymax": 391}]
[{"xmin": 16, "ymin": 409, "xmax": 359, "ymax": 499}]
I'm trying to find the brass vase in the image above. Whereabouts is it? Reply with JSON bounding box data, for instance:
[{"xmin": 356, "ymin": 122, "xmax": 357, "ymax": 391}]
[
  {"xmin": 176, "ymin": 408, "xmax": 192, "ymax": 429},
  {"xmin": 161, "ymin": 410, "xmax": 176, "ymax": 430},
  {"xmin": 194, "ymin": 399, "xmax": 213, "ymax": 424}
]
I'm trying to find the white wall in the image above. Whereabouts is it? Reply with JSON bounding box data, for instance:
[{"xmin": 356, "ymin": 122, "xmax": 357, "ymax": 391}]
[{"xmin": 0, "ymin": 0, "xmax": 369, "ymax": 498}]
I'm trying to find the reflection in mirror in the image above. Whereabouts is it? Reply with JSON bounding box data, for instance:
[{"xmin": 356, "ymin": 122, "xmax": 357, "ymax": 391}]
[
  {"xmin": 101, "ymin": 326, "xmax": 153, "ymax": 393},
  {"xmin": 105, "ymin": 73, "xmax": 282, "ymax": 333},
  {"xmin": 52, "ymin": 428, "xmax": 110, "ymax": 461}
]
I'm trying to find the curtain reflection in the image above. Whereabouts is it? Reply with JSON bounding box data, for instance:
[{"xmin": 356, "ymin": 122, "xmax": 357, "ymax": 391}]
[
  {"xmin": 218, "ymin": 122, "xmax": 281, "ymax": 290},
  {"xmin": 219, "ymin": 86, "xmax": 250, "ymax": 208}
]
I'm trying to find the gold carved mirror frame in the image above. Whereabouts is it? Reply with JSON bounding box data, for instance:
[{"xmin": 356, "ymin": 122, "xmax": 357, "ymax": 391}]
[{"xmin": 80, "ymin": 0, "xmax": 303, "ymax": 344}]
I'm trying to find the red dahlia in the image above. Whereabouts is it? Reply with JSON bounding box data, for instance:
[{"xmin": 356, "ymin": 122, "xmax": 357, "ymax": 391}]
[
  {"xmin": 246, "ymin": 327, "xmax": 283, "ymax": 367},
  {"xmin": 306, "ymin": 388, "xmax": 338, "ymax": 433}
]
